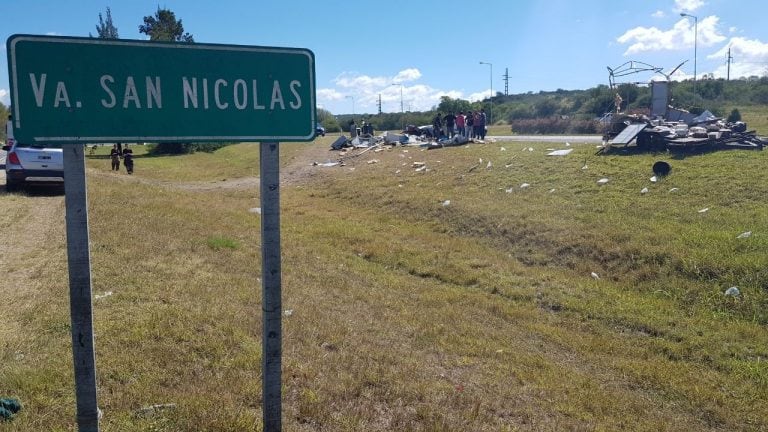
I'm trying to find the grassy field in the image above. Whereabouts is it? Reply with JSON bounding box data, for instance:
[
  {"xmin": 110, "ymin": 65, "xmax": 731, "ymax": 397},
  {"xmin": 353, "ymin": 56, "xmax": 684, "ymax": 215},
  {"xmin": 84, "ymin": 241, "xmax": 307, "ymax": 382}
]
[{"xmin": 1, "ymin": 134, "xmax": 767, "ymax": 431}]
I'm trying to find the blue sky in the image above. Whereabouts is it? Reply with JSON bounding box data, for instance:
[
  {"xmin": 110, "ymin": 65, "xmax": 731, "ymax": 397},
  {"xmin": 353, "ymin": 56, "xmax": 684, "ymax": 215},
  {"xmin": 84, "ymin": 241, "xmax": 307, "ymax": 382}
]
[{"xmin": 2, "ymin": 0, "xmax": 767, "ymax": 115}]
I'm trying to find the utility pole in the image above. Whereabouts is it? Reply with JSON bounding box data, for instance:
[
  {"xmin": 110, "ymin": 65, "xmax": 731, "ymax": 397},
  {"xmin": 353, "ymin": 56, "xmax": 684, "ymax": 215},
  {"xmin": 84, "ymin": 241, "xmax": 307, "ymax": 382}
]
[
  {"xmin": 377, "ymin": 94, "xmax": 382, "ymax": 114},
  {"xmin": 503, "ymin": 68, "xmax": 509, "ymax": 96},
  {"xmin": 726, "ymin": 47, "xmax": 733, "ymax": 81}
]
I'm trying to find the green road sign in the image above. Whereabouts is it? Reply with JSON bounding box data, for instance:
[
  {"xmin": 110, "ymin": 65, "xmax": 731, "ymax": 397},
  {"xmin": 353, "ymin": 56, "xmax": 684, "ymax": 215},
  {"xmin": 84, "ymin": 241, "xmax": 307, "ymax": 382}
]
[{"xmin": 7, "ymin": 34, "xmax": 316, "ymax": 144}]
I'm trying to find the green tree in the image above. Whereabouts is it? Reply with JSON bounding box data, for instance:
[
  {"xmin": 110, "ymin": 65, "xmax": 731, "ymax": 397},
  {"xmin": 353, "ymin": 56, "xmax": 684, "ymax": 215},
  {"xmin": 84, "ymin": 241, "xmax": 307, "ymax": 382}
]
[
  {"xmin": 0, "ymin": 102, "xmax": 8, "ymax": 142},
  {"xmin": 727, "ymin": 108, "xmax": 742, "ymax": 122},
  {"xmin": 139, "ymin": 8, "xmax": 194, "ymax": 42},
  {"xmin": 140, "ymin": 8, "xmax": 197, "ymax": 154},
  {"xmin": 436, "ymin": 96, "xmax": 471, "ymax": 115},
  {"xmin": 91, "ymin": 7, "xmax": 119, "ymax": 39}
]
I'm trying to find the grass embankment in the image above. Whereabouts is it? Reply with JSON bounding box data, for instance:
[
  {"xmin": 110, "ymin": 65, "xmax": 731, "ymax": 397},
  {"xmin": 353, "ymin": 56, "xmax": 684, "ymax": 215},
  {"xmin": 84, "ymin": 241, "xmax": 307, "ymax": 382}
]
[{"xmin": 1, "ymin": 137, "xmax": 767, "ymax": 431}]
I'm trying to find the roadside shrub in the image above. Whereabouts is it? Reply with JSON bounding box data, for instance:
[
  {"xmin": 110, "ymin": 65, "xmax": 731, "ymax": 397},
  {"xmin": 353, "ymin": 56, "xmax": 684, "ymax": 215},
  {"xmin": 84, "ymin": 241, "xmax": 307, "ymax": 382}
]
[{"xmin": 149, "ymin": 142, "xmax": 236, "ymax": 155}]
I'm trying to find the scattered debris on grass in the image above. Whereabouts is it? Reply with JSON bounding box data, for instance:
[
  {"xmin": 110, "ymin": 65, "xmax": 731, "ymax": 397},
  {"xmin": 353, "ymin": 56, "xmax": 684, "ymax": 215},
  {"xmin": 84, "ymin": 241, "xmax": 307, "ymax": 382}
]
[
  {"xmin": 725, "ymin": 286, "xmax": 741, "ymax": 297},
  {"xmin": 597, "ymin": 178, "xmax": 610, "ymax": 185},
  {"xmin": 736, "ymin": 231, "xmax": 752, "ymax": 239},
  {"xmin": 94, "ymin": 291, "xmax": 113, "ymax": 300}
]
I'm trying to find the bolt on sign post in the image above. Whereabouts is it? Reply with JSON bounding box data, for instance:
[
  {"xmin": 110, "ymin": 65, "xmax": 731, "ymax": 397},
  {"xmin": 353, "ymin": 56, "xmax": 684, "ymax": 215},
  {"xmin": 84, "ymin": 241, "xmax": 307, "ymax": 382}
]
[{"xmin": 7, "ymin": 34, "xmax": 316, "ymax": 431}]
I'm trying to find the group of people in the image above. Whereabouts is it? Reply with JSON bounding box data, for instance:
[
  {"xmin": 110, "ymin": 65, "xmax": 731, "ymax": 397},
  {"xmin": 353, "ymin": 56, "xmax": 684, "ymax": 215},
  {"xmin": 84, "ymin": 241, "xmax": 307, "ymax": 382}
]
[
  {"xmin": 432, "ymin": 109, "xmax": 487, "ymax": 140},
  {"xmin": 110, "ymin": 143, "xmax": 134, "ymax": 174}
]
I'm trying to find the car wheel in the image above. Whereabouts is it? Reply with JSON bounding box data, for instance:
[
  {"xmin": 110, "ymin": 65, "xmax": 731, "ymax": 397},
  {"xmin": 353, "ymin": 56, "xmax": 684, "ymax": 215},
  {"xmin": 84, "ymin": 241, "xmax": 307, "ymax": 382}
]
[{"xmin": 5, "ymin": 181, "xmax": 21, "ymax": 193}]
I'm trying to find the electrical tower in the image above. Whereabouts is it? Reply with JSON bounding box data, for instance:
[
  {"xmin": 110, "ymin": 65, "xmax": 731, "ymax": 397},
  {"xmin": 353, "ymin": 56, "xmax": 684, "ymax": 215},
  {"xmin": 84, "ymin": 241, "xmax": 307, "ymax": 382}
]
[
  {"xmin": 726, "ymin": 47, "xmax": 733, "ymax": 81},
  {"xmin": 377, "ymin": 94, "xmax": 382, "ymax": 114},
  {"xmin": 503, "ymin": 68, "xmax": 509, "ymax": 96}
]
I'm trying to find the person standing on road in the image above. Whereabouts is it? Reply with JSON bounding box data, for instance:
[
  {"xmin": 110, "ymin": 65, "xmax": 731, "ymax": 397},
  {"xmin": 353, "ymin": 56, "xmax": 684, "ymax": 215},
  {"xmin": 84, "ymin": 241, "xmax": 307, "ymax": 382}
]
[
  {"xmin": 456, "ymin": 111, "xmax": 466, "ymax": 137},
  {"xmin": 432, "ymin": 112, "xmax": 443, "ymax": 140},
  {"xmin": 443, "ymin": 112, "xmax": 457, "ymax": 138},
  {"xmin": 110, "ymin": 144, "xmax": 121, "ymax": 171},
  {"xmin": 477, "ymin": 109, "xmax": 487, "ymax": 140},
  {"xmin": 466, "ymin": 111, "xmax": 475, "ymax": 138}
]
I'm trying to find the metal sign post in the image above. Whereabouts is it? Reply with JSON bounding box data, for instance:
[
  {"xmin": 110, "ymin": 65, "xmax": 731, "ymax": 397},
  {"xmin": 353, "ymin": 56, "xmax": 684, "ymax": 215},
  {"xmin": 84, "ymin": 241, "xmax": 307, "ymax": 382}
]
[
  {"xmin": 8, "ymin": 34, "xmax": 315, "ymax": 431},
  {"xmin": 62, "ymin": 145, "xmax": 99, "ymax": 431},
  {"xmin": 260, "ymin": 142, "xmax": 282, "ymax": 430}
]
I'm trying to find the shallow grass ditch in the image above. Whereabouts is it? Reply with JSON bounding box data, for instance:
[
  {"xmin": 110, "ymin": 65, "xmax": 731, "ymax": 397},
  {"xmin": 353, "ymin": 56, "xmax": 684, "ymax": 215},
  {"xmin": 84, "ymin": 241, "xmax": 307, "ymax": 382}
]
[{"xmin": 0, "ymin": 137, "xmax": 766, "ymax": 431}]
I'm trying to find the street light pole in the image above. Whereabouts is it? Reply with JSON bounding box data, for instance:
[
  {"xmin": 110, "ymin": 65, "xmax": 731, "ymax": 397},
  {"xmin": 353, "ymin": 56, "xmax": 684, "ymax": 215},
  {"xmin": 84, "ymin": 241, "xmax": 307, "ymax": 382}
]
[
  {"xmin": 479, "ymin": 61, "xmax": 493, "ymax": 125},
  {"xmin": 680, "ymin": 13, "xmax": 698, "ymax": 107},
  {"xmin": 391, "ymin": 83, "xmax": 404, "ymax": 113}
]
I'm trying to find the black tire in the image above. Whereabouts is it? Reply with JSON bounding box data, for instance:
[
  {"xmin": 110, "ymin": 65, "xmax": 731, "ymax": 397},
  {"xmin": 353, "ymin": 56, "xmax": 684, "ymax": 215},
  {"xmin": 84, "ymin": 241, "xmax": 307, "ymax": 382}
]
[{"xmin": 5, "ymin": 181, "xmax": 21, "ymax": 193}]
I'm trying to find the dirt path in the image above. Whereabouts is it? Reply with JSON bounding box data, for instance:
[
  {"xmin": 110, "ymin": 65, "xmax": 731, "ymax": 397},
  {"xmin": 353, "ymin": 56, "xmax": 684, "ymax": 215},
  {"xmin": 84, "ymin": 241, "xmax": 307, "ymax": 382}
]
[{"xmin": 0, "ymin": 169, "xmax": 66, "ymax": 343}]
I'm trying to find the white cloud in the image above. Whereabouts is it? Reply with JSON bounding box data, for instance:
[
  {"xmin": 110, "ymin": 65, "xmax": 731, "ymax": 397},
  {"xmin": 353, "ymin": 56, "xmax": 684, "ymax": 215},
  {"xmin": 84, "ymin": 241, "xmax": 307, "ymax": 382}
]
[
  {"xmin": 466, "ymin": 90, "xmax": 493, "ymax": 102},
  {"xmin": 708, "ymin": 37, "xmax": 768, "ymax": 79},
  {"xmin": 651, "ymin": 10, "xmax": 665, "ymax": 18},
  {"xmin": 674, "ymin": 0, "xmax": 705, "ymax": 12},
  {"xmin": 393, "ymin": 68, "xmax": 421, "ymax": 83},
  {"xmin": 617, "ymin": 16, "xmax": 725, "ymax": 55},
  {"xmin": 320, "ymin": 68, "xmax": 468, "ymax": 113},
  {"xmin": 729, "ymin": 26, "xmax": 738, "ymax": 33},
  {"xmin": 0, "ymin": 89, "xmax": 9, "ymax": 105}
]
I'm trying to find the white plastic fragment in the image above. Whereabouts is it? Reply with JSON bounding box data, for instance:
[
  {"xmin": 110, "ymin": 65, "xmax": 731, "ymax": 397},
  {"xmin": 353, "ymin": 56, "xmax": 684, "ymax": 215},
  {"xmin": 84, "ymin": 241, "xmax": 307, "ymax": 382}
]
[
  {"xmin": 249, "ymin": 207, "xmax": 262, "ymax": 214},
  {"xmin": 284, "ymin": 309, "xmax": 294, "ymax": 316},
  {"xmin": 736, "ymin": 231, "xmax": 752, "ymax": 239},
  {"xmin": 367, "ymin": 159, "xmax": 379, "ymax": 164},
  {"xmin": 520, "ymin": 183, "xmax": 530, "ymax": 189},
  {"xmin": 591, "ymin": 272, "xmax": 600, "ymax": 280},
  {"xmin": 442, "ymin": 200, "xmax": 451, "ymax": 206},
  {"xmin": 415, "ymin": 165, "xmax": 426, "ymax": 172},
  {"xmin": 650, "ymin": 175, "xmax": 658, "ymax": 183},
  {"xmin": 94, "ymin": 291, "xmax": 113, "ymax": 300},
  {"xmin": 565, "ymin": 142, "xmax": 571, "ymax": 147},
  {"xmin": 669, "ymin": 187, "xmax": 679, "ymax": 193},
  {"xmin": 500, "ymin": 147, "xmax": 507, "ymax": 151},
  {"xmin": 528, "ymin": 147, "xmax": 534, "ymax": 152},
  {"xmin": 724, "ymin": 286, "xmax": 740, "ymax": 297},
  {"xmin": 581, "ymin": 164, "xmax": 588, "ymax": 170},
  {"xmin": 546, "ymin": 149, "xmax": 573, "ymax": 156},
  {"xmin": 548, "ymin": 188, "xmax": 556, "ymax": 193},
  {"xmin": 698, "ymin": 207, "xmax": 709, "ymax": 213},
  {"xmin": 486, "ymin": 160, "xmax": 493, "ymax": 169},
  {"xmin": 640, "ymin": 187, "xmax": 649, "ymax": 194},
  {"xmin": 597, "ymin": 178, "xmax": 609, "ymax": 185},
  {"xmin": 505, "ymin": 187, "xmax": 514, "ymax": 193}
]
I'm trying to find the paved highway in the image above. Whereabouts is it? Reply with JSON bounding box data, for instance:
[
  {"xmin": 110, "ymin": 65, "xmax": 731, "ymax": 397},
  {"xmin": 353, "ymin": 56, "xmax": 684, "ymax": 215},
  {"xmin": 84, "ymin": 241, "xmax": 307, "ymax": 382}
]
[{"xmin": 492, "ymin": 135, "xmax": 604, "ymax": 144}]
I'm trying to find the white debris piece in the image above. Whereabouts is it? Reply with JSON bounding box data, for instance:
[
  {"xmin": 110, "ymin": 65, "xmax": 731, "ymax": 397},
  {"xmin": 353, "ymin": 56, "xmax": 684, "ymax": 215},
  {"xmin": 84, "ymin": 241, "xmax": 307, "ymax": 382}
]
[
  {"xmin": 249, "ymin": 207, "xmax": 262, "ymax": 214},
  {"xmin": 520, "ymin": 183, "xmax": 530, "ymax": 189},
  {"xmin": 412, "ymin": 161, "xmax": 426, "ymax": 168},
  {"xmin": 565, "ymin": 142, "xmax": 571, "ymax": 147},
  {"xmin": 698, "ymin": 207, "xmax": 709, "ymax": 213},
  {"xmin": 724, "ymin": 286, "xmax": 740, "ymax": 297},
  {"xmin": 415, "ymin": 165, "xmax": 427, "ymax": 172},
  {"xmin": 505, "ymin": 187, "xmax": 514, "ymax": 193},
  {"xmin": 548, "ymin": 188, "xmax": 556, "ymax": 193},
  {"xmin": 395, "ymin": 169, "xmax": 401, "ymax": 174},
  {"xmin": 528, "ymin": 147, "xmax": 534, "ymax": 152},
  {"xmin": 486, "ymin": 160, "xmax": 493, "ymax": 169},
  {"xmin": 284, "ymin": 309, "xmax": 294, "ymax": 316},
  {"xmin": 581, "ymin": 164, "xmax": 588, "ymax": 170},
  {"xmin": 442, "ymin": 200, "xmax": 451, "ymax": 207},
  {"xmin": 669, "ymin": 188, "xmax": 679, "ymax": 193},
  {"xmin": 650, "ymin": 175, "xmax": 658, "ymax": 183},
  {"xmin": 95, "ymin": 291, "xmax": 113, "ymax": 300},
  {"xmin": 597, "ymin": 178, "xmax": 609, "ymax": 185},
  {"xmin": 546, "ymin": 149, "xmax": 573, "ymax": 156},
  {"xmin": 640, "ymin": 187, "xmax": 649, "ymax": 194},
  {"xmin": 736, "ymin": 231, "xmax": 752, "ymax": 239},
  {"xmin": 367, "ymin": 159, "xmax": 379, "ymax": 164},
  {"xmin": 591, "ymin": 272, "xmax": 600, "ymax": 280},
  {"xmin": 500, "ymin": 147, "xmax": 507, "ymax": 151}
]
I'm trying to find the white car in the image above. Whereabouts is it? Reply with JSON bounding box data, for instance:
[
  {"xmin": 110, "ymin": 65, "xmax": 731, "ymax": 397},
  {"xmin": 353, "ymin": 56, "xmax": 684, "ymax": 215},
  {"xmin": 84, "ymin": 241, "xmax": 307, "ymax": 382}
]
[{"xmin": 3, "ymin": 116, "xmax": 64, "ymax": 192}]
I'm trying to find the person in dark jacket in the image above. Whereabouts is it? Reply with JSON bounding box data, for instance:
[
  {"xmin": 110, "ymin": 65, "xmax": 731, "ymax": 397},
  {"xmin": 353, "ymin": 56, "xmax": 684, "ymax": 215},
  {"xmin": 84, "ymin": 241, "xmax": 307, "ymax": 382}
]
[{"xmin": 110, "ymin": 144, "xmax": 121, "ymax": 171}]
